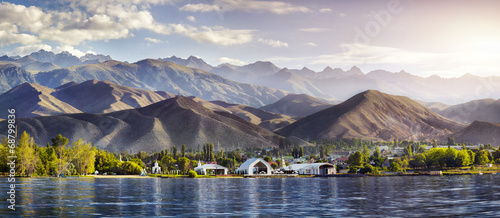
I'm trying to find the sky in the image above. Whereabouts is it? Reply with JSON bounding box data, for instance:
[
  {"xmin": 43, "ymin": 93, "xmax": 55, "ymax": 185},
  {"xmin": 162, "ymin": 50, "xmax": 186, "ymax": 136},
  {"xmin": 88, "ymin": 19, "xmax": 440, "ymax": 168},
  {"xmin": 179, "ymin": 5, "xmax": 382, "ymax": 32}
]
[{"xmin": 1, "ymin": 0, "xmax": 500, "ymax": 78}]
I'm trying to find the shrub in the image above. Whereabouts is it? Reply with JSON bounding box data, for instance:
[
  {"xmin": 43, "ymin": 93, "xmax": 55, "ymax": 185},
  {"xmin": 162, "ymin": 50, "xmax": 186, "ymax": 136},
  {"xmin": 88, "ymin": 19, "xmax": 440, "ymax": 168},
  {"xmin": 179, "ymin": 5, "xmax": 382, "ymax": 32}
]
[
  {"xmin": 348, "ymin": 167, "xmax": 358, "ymax": 174},
  {"xmin": 188, "ymin": 170, "xmax": 198, "ymax": 178},
  {"xmin": 359, "ymin": 164, "xmax": 374, "ymax": 174}
]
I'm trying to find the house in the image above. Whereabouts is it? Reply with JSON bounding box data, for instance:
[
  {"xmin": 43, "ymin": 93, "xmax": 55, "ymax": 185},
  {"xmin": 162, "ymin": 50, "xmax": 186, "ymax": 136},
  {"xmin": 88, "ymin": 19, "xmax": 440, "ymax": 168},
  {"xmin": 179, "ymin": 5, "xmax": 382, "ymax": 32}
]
[
  {"xmin": 287, "ymin": 163, "xmax": 336, "ymax": 175},
  {"xmin": 333, "ymin": 157, "xmax": 349, "ymax": 169},
  {"xmin": 194, "ymin": 163, "xmax": 228, "ymax": 175},
  {"xmin": 236, "ymin": 158, "xmax": 272, "ymax": 175}
]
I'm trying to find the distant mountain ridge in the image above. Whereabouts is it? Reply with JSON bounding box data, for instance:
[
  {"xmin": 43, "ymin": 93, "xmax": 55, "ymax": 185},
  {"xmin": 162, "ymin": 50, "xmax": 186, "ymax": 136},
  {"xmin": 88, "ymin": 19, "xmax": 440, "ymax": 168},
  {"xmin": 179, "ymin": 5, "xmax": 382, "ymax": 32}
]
[
  {"xmin": 436, "ymin": 99, "xmax": 500, "ymax": 124},
  {"xmin": 3, "ymin": 51, "xmax": 500, "ymax": 105},
  {"xmin": 0, "ymin": 50, "xmax": 113, "ymax": 73},
  {"xmin": 32, "ymin": 59, "xmax": 288, "ymax": 107},
  {"xmin": 157, "ymin": 56, "xmax": 500, "ymax": 105},
  {"xmin": 261, "ymin": 94, "xmax": 334, "ymax": 118}
]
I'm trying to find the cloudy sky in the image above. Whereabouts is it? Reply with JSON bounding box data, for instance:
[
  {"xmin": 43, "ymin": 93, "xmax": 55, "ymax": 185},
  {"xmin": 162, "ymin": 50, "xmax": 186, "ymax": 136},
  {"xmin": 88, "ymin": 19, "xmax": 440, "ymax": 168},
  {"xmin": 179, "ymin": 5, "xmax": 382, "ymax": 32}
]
[{"xmin": 1, "ymin": 0, "xmax": 500, "ymax": 77}]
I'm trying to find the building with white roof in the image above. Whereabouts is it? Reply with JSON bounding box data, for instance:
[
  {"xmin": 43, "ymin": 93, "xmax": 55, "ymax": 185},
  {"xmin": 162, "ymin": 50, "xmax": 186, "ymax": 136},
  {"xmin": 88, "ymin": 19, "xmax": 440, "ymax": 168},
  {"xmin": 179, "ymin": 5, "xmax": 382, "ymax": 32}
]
[
  {"xmin": 194, "ymin": 162, "xmax": 228, "ymax": 175},
  {"xmin": 236, "ymin": 158, "xmax": 272, "ymax": 175},
  {"xmin": 287, "ymin": 163, "xmax": 336, "ymax": 175}
]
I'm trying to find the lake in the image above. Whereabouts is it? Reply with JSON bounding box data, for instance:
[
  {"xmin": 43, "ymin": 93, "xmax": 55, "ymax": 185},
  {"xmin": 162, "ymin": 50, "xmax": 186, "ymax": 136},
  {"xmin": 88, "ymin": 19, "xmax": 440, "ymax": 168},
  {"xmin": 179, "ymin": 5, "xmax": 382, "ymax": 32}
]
[{"xmin": 2, "ymin": 175, "xmax": 500, "ymax": 217}]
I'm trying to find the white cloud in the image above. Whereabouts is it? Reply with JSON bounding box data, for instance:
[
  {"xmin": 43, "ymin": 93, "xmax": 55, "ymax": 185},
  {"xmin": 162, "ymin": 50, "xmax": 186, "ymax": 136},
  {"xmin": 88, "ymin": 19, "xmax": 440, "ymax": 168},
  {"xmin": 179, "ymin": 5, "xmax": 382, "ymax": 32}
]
[
  {"xmin": 0, "ymin": 24, "xmax": 40, "ymax": 46},
  {"xmin": 339, "ymin": 13, "xmax": 347, "ymax": 17},
  {"xmin": 311, "ymin": 43, "xmax": 448, "ymax": 66},
  {"xmin": 172, "ymin": 24, "xmax": 253, "ymax": 46},
  {"xmin": 0, "ymin": 1, "xmax": 255, "ymax": 56},
  {"xmin": 218, "ymin": 57, "xmax": 247, "ymax": 66},
  {"xmin": 306, "ymin": 42, "xmax": 317, "ymax": 47},
  {"xmin": 7, "ymin": 44, "xmax": 53, "ymax": 57},
  {"xmin": 144, "ymin": 37, "xmax": 163, "ymax": 43},
  {"xmin": 299, "ymin": 28, "xmax": 328, "ymax": 33},
  {"xmin": 258, "ymin": 38, "xmax": 288, "ymax": 48},
  {"xmin": 53, "ymin": 45, "xmax": 88, "ymax": 57},
  {"xmin": 186, "ymin": 16, "xmax": 196, "ymax": 22},
  {"xmin": 319, "ymin": 8, "xmax": 332, "ymax": 13},
  {"xmin": 180, "ymin": 0, "xmax": 311, "ymax": 14}
]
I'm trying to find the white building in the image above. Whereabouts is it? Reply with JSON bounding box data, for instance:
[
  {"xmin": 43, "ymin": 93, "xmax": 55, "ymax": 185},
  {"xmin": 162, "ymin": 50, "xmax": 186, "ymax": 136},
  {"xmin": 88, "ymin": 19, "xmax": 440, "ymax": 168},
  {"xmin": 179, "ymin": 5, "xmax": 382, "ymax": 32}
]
[
  {"xmin": 152, "ymin": 160, "xmax": 161, "ymax": 174},
  {"xmin": 287, "ymin": 163, "xmax": 336, "ymax": 175},
  {"xmin": 236, "ymin": 158, "xmax": 272, "ymax": 175},
  {"xmin": 194, "ymin": 163, "xmax": 228, "ymax": 175}
]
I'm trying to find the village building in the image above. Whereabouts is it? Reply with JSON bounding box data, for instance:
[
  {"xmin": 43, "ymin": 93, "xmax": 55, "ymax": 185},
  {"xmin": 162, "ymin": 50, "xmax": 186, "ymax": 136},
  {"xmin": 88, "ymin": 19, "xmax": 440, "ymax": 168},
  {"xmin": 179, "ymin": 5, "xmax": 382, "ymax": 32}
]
[
  {"xmin": 333, "ymin": 157, "xmax": 349, "ymax": 169},
  {"xmin": 194, "ymin": 162, "xmax": 228, "ymax": 175},
  {"xmin": 287, "ymin": 163, "xmax": 336, "ymax": 175},
  {"xmin": 236, "ymin": 158, "xmax": 272, "ymax": 175},
  {"xmin": 151, "ymin": 160, "xmax": 161, "ymax": 174}
]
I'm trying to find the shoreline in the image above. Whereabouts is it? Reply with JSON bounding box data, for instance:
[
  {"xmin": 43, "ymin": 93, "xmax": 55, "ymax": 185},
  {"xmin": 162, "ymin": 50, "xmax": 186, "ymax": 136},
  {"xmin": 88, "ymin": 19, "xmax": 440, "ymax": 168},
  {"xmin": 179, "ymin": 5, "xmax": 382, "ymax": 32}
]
[{"xmin": 2, "ymin": 171, "xmax": 496, "ymax": 179}]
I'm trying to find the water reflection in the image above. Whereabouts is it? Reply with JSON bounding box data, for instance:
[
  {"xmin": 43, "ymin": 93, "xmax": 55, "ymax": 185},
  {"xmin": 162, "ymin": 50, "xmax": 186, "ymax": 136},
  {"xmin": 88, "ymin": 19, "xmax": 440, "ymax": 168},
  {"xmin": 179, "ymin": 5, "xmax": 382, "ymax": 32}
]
[{"xmin": 2, "ymin": 175, "xmax": 500, "ymax": 216}]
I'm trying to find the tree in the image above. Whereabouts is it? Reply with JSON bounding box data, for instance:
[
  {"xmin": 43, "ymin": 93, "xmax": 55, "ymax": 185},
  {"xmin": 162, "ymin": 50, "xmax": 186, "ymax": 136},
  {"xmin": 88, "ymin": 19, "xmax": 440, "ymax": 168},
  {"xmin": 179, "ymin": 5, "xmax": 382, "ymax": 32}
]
[
  {"xmin": 348, "ymin": 151, "xmax": 364, "ymax": 167},
  {"xmin": 432, "ymin": 139, "xmax": 438, "ymax": 148},
  {"xmin": 182, "ymin": 144, "xmax": 186, "ymax": 157},
  {"xmin": 390, "ymin": 162, "xmax": 401, "ymax": 172},
  {"xmin": 271, "ymin": 163, "xmax": 278, "ymax": 170},
  {"xmin": 264, "ymin": 156, "xmax": 272, "ymax": 162},
  {"xmin": 444, "ymin": 147, "xmax": 458, "ymax": 167},
  {"xmin": 404, "ymin": 144, "xmax": 413, "ymax": 157},
  {"xmin": 374, "ymin": 146, "xmax": 381, "ymax": 159},
  {"xmin": 161, "ymin": 155, "xmax": 176, "ymax": 172},
  {"xmin": 172, "ymin": 146, "xmax": 177, "ymax": 159},
  {"xmin": 56, "ymin": 139, "xmax": 88, "ymax": 177},
  {"xmin": 456, "ymin": 149, "xmax": 471, "ymax": 167},
  {"xmin": 17, "ymin": 131, "xmax": 39, "ymax": 176},
  {"xmin": 447, "ymin": 137, "xmax": 455, "ymax": 146},
  {"xmin": 426, "ymin": 148, "xmax": 446, "ymax": 168},
  {"xmin": 475, "ymin": 150, "xmax": 491, "ymax": 165},
  {"xmin": 116, "ymin": 161, "xmax": 142, "ymax": 174},
  {"xmin": 177, "ymin": 157, "xmax": 191, "ymax": 174},
  {"xmin": 95, "ymin": 149, "xmax": 119, "ymax": 173},
  {"xmin": 129, "ymin": 158, "xmax": 145, "ymax": 168},
  {"xmin": 51, "ymin": 134, "xmax": 69, "ymax": 176},
  {"xmin": 300, "ymin": 146, "xmax": 304, "ymax": 157},
  {"xmin": 409, "ymin": 154, "xmax": 427, "ymax": 169},
  {"xmin": 75, "ymin": 142, "xmax": 96, "ymax": 175},
  {"xmin": 0, "ymin": 138, "xmax": 9, "ymax": 173}
]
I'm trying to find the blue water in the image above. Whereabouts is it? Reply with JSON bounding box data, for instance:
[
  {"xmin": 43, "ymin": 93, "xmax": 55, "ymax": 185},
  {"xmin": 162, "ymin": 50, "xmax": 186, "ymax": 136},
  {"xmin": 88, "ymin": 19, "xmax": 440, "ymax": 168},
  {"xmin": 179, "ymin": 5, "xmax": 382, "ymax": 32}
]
[{"xmin": 2, "ymin": 175, "xmax": 500, "ymax": 217}]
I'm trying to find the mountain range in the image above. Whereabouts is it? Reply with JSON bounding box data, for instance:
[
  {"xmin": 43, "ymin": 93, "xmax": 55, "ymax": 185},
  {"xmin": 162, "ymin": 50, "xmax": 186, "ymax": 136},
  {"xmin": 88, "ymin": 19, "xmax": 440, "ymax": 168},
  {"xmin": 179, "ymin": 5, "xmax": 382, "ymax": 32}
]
[
  {"xmin": 0, "ymin": 96, "xmax": 282, "ymax": 153},
  {"xmin": 166, "ymin": 56, "xmax": 500, "ymax": 105},
  {"xmin": 1, "ymin": 50, "xmax": 500, "ymax": 149},
  {"xmin": 0, "ymin": 80, "xmax": 296, "ymax": 131}
]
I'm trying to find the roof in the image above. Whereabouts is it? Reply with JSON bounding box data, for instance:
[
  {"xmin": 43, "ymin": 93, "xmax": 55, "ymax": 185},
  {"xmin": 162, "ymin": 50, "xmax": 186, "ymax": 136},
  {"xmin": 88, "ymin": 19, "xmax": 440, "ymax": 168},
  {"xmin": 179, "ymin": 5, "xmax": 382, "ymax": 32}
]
[
  {"xmin": 194, "ymin": 164, "xmax": 227, "ymax": 171},
  {"xmin": 287, "ymin": 163, "xmax": 335, "ymax": 171},
  {"xmin": 236, "ymin": 158, "xmax": 272, "ymax": 171},
  {"xmin": 335, "ymin": 157, "xmax": 349, "ymax": 161}
]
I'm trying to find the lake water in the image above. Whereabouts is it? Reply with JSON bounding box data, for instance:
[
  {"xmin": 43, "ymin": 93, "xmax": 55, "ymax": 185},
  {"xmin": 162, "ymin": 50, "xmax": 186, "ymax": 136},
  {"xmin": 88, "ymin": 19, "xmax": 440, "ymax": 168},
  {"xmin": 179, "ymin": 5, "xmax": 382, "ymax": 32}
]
[{"xmin": 2, "ymin": 175, "xmax": 500, "ymax": 217}]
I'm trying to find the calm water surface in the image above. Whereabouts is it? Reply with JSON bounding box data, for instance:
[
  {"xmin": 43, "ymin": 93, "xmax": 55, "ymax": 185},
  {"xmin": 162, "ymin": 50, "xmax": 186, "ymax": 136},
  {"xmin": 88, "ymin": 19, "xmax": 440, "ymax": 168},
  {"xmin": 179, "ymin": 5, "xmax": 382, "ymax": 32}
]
[{"xmin": 2, "ymin": 175, "xmax": 500, "ymax": 217}]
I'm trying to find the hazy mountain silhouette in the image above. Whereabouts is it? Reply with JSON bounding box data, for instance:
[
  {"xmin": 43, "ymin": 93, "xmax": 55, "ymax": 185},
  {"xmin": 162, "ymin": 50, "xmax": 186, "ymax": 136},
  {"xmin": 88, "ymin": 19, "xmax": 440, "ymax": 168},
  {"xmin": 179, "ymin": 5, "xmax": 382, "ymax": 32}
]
[
  {"xmin": 261, "ymin": 94, "xmax": 334, "ymax": 118},
  {"xmin": 34, "ymin": 59, "xmax": 288, "ymax": 107}
]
